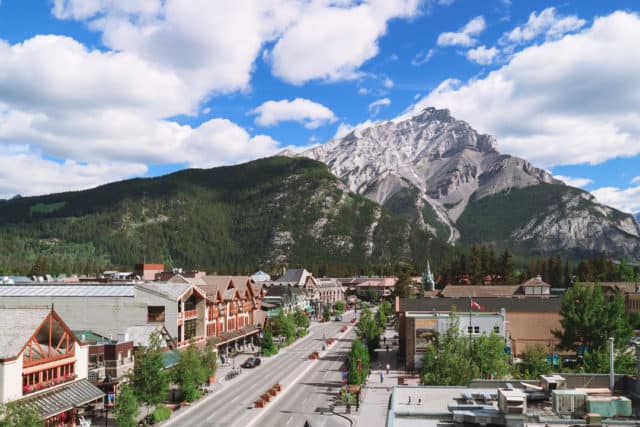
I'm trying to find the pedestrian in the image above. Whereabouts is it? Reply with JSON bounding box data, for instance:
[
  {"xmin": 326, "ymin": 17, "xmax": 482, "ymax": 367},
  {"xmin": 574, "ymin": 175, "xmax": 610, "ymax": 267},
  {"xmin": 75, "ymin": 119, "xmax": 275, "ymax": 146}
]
[
  {"xmin": 386, "ymin": 363, "xmax": 390, "ymax": 374},
  {"xmin": 386, "ymin": 344, "xmax": 389, "ymax": 352},
  {"xmin": 383, "ymin": 336, "xmax": 386, "ymax": 344},
  {"xmin": 380, "ymin": 372, "xmax": 384, "ymax": 383}
]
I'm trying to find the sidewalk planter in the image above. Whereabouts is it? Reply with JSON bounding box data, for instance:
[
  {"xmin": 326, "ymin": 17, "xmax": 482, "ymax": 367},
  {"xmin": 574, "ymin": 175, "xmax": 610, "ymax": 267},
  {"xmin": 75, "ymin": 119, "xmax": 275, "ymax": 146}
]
[
  {"xmin": 326, "ymin": 338, "xmax": 335, "ymax": 345},
  {"xmin": 269, "ymin": 388, "xmax": 277, "ymax": 397},
  {"xmin": 350, "ymin": 319, "xmax": 356, "ymax": 324},
  {"xmin": 309, "ymin": 352, "xmax": 319, "ymax": 360},
  {"xmin": 208, "ymin": 376, "xmax": 215, "ymax": 385},
  {"xmin": 262, "ymin": 393, "xmax": 271, "ymax": 402},
  {"xmin": 274, "ymin": 384, "xmax": 282, "ymax": 392},
  {"xmin": 255, "ymin": 399, "xmax": 264, "ymax": 408},
  {"xmin": 340, "ymin": 326, "xmax": 347, "ymax": 332}
]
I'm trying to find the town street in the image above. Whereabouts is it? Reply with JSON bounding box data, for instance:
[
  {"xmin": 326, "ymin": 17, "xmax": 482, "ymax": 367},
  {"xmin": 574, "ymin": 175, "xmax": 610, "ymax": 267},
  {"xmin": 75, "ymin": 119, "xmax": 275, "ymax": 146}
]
[{"xmin": 164, "ymin": 311, "xmax": 356, "ymax": 427}]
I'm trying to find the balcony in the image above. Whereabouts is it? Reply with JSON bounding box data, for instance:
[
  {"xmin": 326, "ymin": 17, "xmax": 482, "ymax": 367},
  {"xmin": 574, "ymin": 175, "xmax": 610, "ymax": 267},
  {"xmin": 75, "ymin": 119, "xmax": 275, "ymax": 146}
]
[
  {"xmin": 22, "ymin": 374, "xmax": 77, "ymax": 395},
  {"xmin": 177, "ymin": 336, "xmax": 205, "ymax": 349},
  {"xmin": 178, "ymin": 309, "xmax": 198, "ymax": 320}
]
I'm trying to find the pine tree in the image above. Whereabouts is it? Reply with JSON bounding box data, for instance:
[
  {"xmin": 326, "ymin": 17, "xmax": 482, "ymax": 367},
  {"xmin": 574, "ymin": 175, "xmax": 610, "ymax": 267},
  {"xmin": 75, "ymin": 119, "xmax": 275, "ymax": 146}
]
[{"xmin": 470, "ymin": 245, "xmax": 482, "ymax": 285}]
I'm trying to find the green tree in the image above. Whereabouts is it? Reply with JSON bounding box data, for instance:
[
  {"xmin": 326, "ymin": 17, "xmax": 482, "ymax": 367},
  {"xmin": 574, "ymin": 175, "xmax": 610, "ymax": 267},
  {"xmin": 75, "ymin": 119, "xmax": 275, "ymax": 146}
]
[
  {"xmin": 470, "ymin": 244, "xmax": 482, "ymax": 285},
  {"xmin": 334, "ymin": 301, "xmax": 346, "ymax": 313},
  {"xmin": 272, "ymin": 309, "xmax": 296, "ymax": 340},
  {"xmin": 379, "ymin": 300, "xmax": 393, "ymax": 319},
  {"xmin": 29, "ymin": 255, "xmax": 49, "ymax": 277},
  {"xmin": 174, "ymin": 344, "xmax": 207, "ymax": 402},
  {"xmin": 519, "ymin": 344, "xmax": 551, "ymax": 379},
  {"xmin": 356, "ymin": 308, "xmax": 381, "ymax": 356},
  {"xmin": 473, "ymin": 333, "xmax": 510, "ymax": 379},
  {"xmin": 499, "ymin": 249, "xmax": 513, "ymax": 283},
  {"xmin": 131, "ymin": 332, "xmax": 169, "ymax": 416},
  {"xmin": 347, "ymin": 340, "xmax": 370, "ymax": 385},
  {"xmin": 554, "ymin": 284, "xmax": 631, "ymax": 352},
  {"xmin": 114, "ymin": 384, "xmax": 138, "ymax": 427},
  {"xmin": 421, "ymin": 318, "xmax": 476, "ymax": 385},
  {"xmin": 583, "ymin": 347, "xmax": 636, "ymax": 375},
  {"xmin": 0, "ymin": 402, "xmax": 43, "ymax": 427},
  {"xmin": 292, "ymin": 308, "xmax": 310, "ymax": 329},
  {"xmin": 322, "ymin": 306, "xmax": 331, "ymax": 322},
  {"xmin": 261, "ymin": 323, "xmax": 277, "ymax": 355},
  {"xmin": 201, "ymin": 345, "xmax": 218, "ymax": 380}
]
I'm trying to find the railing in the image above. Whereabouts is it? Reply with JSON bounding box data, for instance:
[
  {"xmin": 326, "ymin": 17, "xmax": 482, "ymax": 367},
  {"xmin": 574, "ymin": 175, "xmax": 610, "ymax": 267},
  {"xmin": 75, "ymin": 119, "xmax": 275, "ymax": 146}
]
[{"xmin": 183, "ymin": 309, "xmax": 198, "ymax": 319}]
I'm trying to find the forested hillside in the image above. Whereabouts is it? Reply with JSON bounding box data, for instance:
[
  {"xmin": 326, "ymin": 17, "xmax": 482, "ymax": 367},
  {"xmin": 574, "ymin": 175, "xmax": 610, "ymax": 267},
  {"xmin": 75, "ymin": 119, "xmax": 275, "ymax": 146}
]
[{"xmin": 0, "ymin": 157, "xmax": 451, "ymax": 276}]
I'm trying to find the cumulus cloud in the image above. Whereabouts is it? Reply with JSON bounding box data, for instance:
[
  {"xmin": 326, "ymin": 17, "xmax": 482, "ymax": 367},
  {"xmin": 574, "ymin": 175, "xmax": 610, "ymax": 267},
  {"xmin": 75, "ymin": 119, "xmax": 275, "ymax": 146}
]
[
  {"xmin": 333, "ymin": 120, "xmax": 376, "ymax": 140},
  {"xmin": 409, "ymin": 11, "xmax": 640, "ymax": 168},
  {"xmin": 250, "ymin": 98, "xmax": 337, "ymax": 129},
  {"xmin": 632, "ymin": 176, "xmax": 640, "ymax": 185},
  {"xmin": 0, "ymin": 148, "xmax": 148, "ymax": 199},
  {"xmin": 554, "ymin": 175, "xmax": 593, "ymax": 188},
  {"xmin": 505, "ymin": 7, "xmax": 585, "ymax": 44},
  {"xmin": 368, "ymin": 98, "xmax": 391, "ymax": 116},
  {"xmin": 270, "ymin": 0, "xmax": 420, "ymax": 84},
  {"xmin": 592, "ymin": 184, "xmax": 640, "ymax": 214},
  {"xmin": 383, "ymin": 78, "xmax": 394, "ymax": 89},
  {"xmin": 465, "ymin": 45, "xmax": 498, "ymax": 65},
  {"xmin": 437, "ymin": 16, "xmax": 486, "ymax": 47}
]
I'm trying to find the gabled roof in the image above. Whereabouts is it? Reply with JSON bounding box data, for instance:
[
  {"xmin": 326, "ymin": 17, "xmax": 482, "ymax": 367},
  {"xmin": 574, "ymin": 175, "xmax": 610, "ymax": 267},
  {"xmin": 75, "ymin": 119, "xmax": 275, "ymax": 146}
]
[
  {"xmin": 274, "ymin": 268, "xmax": 313, "ymax": 286},
  {"xmin": 0, "ymin": 308, "xmax": 51, "ymax": 359},
  {"xmin": 398, "ymin": 296, "xmax": 563, "ymax": 313},
  {"xmin": 521, "ymin": 276, "xmax": 552, "ymax": 287},
  {"xmin": 440, "ymin": 285, "xmax": 521, "ymax": 298},
  {"xmin": 125, "ymin": 325, "xmax": 176, "ymax": 348}
]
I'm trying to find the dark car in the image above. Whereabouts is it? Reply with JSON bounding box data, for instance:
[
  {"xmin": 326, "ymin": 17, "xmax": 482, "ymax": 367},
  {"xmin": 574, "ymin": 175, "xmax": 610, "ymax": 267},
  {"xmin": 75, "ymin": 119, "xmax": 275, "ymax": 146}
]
[{"xmin": 241, "ymin": 356, "xmax": 261, "ymax": 368}]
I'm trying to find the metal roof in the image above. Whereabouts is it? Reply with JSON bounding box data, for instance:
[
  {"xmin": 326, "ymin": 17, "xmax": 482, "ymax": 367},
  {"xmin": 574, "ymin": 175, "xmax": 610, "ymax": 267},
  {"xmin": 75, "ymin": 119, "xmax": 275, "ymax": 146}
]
[
  {"xmin": 21, "ymin": 379, "xmax": 104, "ymax": 418},
  {"xmin": 0, "ymin": 284, "xmax": 135, "ymax": 297}
]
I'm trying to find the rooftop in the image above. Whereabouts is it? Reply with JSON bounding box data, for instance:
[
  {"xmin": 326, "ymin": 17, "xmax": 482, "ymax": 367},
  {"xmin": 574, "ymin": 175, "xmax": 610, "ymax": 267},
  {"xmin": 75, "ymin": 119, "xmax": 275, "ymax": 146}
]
[
  {"xmin": 0, "ymin": 284, "xmax": 136, "ymax": 297},
  {"xmin": 398, "ymin": 296, "xmax": 563, "ymax": 313},
  {"xmin": 0, "ymin": 307, "xmax": 51, "ymax": 359}
]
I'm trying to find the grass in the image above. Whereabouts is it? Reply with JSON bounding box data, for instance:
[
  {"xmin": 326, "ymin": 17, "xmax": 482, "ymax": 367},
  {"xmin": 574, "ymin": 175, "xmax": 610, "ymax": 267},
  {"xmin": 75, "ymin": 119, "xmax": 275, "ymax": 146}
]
[
  {"xmin": 151, "ymin": 405, "xmax": 172, "ymax": 423},
  {"xmin": 29, "ymin": 202, "xmax": 65, "ymax": 215}
]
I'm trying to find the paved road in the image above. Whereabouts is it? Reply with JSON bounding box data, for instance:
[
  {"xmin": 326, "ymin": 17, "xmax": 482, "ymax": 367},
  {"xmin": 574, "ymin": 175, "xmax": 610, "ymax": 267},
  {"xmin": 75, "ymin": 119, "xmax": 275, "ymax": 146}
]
[{"xmin": 164, "ymin": 311, "xmax": 356, "ymax": 427}]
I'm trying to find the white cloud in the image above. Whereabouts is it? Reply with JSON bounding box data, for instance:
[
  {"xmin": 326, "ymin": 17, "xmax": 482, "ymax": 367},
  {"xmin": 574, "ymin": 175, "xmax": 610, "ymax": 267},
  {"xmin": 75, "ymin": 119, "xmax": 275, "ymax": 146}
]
[
  {"xmin": 368, "ymin": 97, "xmax": 391, "ymax": 116},
  {"xmin": 270, "ymin": 0, "xmax": 421, "ymax": 84},
  {"xmin": 592, "ymin": 184, "xmax": 640, "ymax": 214},
  {"xmin": 358, "ymin": 87, "xmax": 370, "ymax": 95},
  {"xmin": 465, "ymin": 45, "xmax": 498, "ymax": 65},
  {"xmin": 554, "ymin": 175, "xmax": 593, "ymax": 188},
  {"xmin": 437, "ymin": 16, "xmax": 486, "ymax": 47},
  {"xmin": 410, "ymin": 11, "xmax": 640, "ymax": 168},
  {"xmin": 250, "ymin": 98, "xmax": 337, "ymax": 129},
  {"xmin": 505, "ymin": 7, "xmax": 586, "ymax": 44},
  {"xmin": 0, "ymin": 148, "xmax": 148, "ymax": 199},
  {"xmin": 632, "ymin": 176, "xmax": 640, "ymax": 185},
  {"xmin": 438, "ymin": 0, "xmax": 455, "ymax": 5},
  {"xmin": 412, "ymin": 48, "xmax": 434, "ymax": 66},
  {"xmin": 383, "ymin": 78, "xmax": 394, "ymax": 89}
]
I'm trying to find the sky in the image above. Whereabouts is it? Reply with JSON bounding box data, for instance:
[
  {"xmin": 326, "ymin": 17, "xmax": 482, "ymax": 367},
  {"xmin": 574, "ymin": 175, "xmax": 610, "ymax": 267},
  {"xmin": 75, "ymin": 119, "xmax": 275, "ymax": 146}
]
[{"xmin": 0, "ymin": 0, "xmax": 639, "ymax": 214}]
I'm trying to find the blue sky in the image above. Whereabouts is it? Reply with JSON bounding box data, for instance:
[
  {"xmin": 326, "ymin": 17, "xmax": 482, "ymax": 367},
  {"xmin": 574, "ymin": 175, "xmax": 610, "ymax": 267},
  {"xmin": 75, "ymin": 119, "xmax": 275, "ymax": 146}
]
[{"xmin": 0, "ymin": 0, "xmax": 639, "ymax": 213}]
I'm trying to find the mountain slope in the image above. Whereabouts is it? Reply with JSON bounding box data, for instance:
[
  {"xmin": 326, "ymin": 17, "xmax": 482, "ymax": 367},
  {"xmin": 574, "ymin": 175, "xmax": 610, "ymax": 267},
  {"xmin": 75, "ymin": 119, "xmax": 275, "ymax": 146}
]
[
  {"xmin": 303, "ymin": 107, "xmax": 640, "ymax": 262},
  {"xmin": 0, "ymin": 157, "xmax": 449, "ymax": 275}
]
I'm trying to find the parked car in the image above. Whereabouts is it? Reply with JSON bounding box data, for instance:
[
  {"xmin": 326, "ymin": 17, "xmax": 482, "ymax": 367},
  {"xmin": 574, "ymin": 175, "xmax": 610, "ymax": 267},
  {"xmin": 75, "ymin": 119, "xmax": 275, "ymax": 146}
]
[{"xmin": 241, "ymin": 356, "xmax": 261, "ymax": 368}]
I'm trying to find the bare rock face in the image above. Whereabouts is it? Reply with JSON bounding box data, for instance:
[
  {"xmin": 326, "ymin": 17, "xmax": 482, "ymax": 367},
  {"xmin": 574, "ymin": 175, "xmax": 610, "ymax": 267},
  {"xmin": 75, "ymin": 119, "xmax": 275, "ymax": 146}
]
[{"xmin": 302, "ymin": 107, "xmax": 640, "ymax": 261}]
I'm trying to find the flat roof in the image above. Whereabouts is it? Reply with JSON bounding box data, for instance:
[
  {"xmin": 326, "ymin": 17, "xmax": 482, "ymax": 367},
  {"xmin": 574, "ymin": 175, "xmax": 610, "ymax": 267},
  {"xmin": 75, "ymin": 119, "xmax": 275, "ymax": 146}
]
[{"xmin": 0, "ymin": 284, "xmax": 135, "ymax": 297}]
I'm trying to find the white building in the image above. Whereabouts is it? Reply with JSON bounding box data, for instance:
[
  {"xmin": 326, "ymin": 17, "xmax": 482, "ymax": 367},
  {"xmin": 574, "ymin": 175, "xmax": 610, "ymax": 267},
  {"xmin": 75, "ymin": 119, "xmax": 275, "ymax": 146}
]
[{"xmin": 0, "ymin": 308, "xmax": 103, "ymax": 424}]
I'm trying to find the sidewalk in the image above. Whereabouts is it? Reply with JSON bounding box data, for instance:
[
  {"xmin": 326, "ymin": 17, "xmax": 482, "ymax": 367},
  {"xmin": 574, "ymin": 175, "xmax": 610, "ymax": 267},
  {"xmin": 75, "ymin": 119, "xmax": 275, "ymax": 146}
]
[{"xmin": 350, "ymin": 326, "xmax": 400, "ymax": 427}]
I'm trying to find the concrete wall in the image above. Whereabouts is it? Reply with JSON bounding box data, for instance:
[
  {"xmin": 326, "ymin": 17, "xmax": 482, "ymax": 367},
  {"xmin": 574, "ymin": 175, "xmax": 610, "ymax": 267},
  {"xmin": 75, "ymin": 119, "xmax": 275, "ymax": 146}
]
[
  {"xmin": 0, "ymin": 357, "xmax": 22, "ymax": 404},
  {"xmin": 75, "ymin": 343, "xmax": 89, "ymax": 381}
]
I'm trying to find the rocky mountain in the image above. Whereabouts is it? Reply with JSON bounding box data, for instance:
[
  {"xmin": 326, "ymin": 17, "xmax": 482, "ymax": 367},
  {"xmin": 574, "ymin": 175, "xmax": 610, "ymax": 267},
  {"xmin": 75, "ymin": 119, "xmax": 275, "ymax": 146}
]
[
  {"xmin": 303, "ymin": 107, "xmax": 640, "ymax": 262},
  {"xmin": 0, "ymin": 157, "xmax": 447, "ymax": 275}
]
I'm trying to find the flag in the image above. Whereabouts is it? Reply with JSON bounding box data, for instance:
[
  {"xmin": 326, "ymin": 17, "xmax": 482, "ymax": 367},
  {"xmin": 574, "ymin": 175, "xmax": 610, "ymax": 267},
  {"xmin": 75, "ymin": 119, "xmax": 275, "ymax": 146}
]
[{"xmin": 470, "ymin": 299, "xmax": 484, "ymax": 311}]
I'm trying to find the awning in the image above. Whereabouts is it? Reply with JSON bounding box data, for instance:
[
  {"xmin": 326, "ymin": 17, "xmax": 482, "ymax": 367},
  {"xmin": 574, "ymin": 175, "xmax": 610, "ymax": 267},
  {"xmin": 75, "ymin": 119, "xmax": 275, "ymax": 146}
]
[
  {"xmin": 208, "ymin": 325, "xmax": 260, "ymax": 347},
  {"xmin": 20, "ymin": 379, "xmax": 105, "ymax": 419},
  {"xmin": 304, "ymin": 307, "xmax": 314, "ymax": 312}
]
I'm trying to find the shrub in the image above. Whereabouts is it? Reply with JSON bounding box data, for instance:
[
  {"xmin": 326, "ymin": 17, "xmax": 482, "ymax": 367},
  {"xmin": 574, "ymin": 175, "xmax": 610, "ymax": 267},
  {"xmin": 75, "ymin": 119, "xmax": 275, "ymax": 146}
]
[{"xmin": 151, "ymin": 405, "xmax": 172, "ymax": 423}]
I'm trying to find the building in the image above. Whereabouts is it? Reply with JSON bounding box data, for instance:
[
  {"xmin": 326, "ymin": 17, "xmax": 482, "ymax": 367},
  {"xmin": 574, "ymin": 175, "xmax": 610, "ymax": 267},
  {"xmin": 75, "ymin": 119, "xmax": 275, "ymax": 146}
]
[
  {"xmin": 262, "ymin": 285, "xmax": 309, "ymax": 316},
  {"xmin": 0, "ymin": 308, "xmax": 104, "ymax": 425},
  {"xmin": 251, "ymin": 271, "xmax": 271, "ymax": 282},
  {"xmin": 0, "ymin": 277, "xmax": 264, "ymax": 354},
  {"xmin": 134, "ymin": 263, "xmax": 165, "ymax": 281},
  {"xmin": 396, "ymin": 296, "xmax": 563, "ymax": 369},
  {"xmin": 314, "ymin": 278, "xmax": 345, "ymax": 310},
  {"xmin": 272, "ymin": 268, "xmax": 316, "ymax": 289},
  {"xmin": 400, "ymin": 309, "xmax": 506, "ymax": 370},
  {"xmin": 356, "ymin": 277, "xmax": 396, "ymax": 299}
]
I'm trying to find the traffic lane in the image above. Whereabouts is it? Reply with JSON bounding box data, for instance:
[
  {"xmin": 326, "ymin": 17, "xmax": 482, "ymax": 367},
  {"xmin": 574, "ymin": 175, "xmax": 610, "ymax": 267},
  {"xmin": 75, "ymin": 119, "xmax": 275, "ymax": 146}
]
[
  {"xmin": 165, "ymin": 319, "xmax": 349, "ymax": 427},
  {"xmin": 261, "ymin": 332, "xmax": 355, "ymax": 427}
]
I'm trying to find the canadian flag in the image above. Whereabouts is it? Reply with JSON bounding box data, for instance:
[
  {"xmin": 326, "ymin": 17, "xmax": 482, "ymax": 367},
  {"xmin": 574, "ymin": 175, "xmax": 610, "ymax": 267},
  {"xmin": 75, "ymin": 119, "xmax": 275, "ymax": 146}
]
[{"xmin": 470, "ymin": 299, "xmax": 484, "ymax": 311}]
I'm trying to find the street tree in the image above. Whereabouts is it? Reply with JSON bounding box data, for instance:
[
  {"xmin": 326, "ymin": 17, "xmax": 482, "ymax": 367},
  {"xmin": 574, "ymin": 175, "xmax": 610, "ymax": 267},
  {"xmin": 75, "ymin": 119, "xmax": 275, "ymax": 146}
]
[
  {"xmin": 292, "ymin": 308, "xmax": 310, "ymax": 329},
  {"xmin": 174, "ymin": 344, "xmax": 207, "ymax": 402},
  {"xmin": 131, "ymin": 332, "xmax": 169, "ymax": 416},
  {"xmin": 201, "ymin": 345, "xmax": 218, "ymax": 382},
  {"xmin": 334, "ymin": 301, "xmax": 346, "ymax": 313},
  {"xmin": 473, "ymin": 333, "xmax": 510, "ymax": 379},
  {"xmin": 554, "ymin": 284, "xmax": 631, "ymax": 352},
  {"xmin": 356, "ymin": 308, "xmax": 381, "ymax": 356},
  {"xmin": 0, "ymin": 402, "xmax": 43, "ymax": 427},
  {"xmin": 113, "ymin": 384, "xmax": 138, "ymax": 427},
  {"xmin": 421, "ymin": 319, "xmax": 476, "ymax": 385}
]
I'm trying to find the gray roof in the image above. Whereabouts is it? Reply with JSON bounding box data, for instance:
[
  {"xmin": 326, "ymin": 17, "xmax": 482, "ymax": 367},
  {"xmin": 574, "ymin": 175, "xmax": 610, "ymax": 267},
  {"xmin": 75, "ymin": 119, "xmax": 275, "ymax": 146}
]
[
  {"xmin": 21, "ymin": 379, "xmax": 104, "ymax": 418},
  {"xmin": 0, "ymin": 284, "xmax": 135, "ymax": 297},
  {"xmin": 275, "ymin": 269, "xmax": 307, "ymax": 285},
  {"xmin": 137, "ymin": 282, "xmax": 191, "ymax": 300},
  {"xmin": 399, "ymin": 296, "xmax": 563, "ymax": 313},
  {"xmin": 125, "ymin": 325, "xmax": 169, "ymax": 348},
  {"xmin": 0, "ymin": 308, "xmax": 50, "ymax": 359}
]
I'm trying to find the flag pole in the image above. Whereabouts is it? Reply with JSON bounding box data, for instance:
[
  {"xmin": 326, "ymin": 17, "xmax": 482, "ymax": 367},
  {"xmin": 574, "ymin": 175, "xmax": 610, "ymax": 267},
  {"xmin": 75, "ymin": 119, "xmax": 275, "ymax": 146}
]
[{"xmin": 469, "ymin": 298, "xmax": 472, "ymax": 359}]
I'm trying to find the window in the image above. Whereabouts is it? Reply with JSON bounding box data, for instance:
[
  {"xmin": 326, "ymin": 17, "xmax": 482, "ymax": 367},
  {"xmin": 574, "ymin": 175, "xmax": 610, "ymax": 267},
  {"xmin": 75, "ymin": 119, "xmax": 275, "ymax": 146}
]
[
  {"xmin": 147, "ymin": 306, "xmax": 165, "ymax": 322},
  {"xmin": 467, "ymin": 326, "xmax": 473, "ymax": 334},
  {"xmin": 493, "ymin": 326, "xmax": 500, "ymax": 334},
  {"xmin": 474, "ymin": 326, "xmax": 480, "ymax": 334}
]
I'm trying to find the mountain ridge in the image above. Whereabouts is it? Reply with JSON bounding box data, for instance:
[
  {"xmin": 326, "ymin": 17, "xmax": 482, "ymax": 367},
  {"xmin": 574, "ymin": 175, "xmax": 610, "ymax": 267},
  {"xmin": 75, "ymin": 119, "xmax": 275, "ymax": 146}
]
[{"xmin": 302, "ymin": 107, "xmax": 640, "ymax": 262}]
